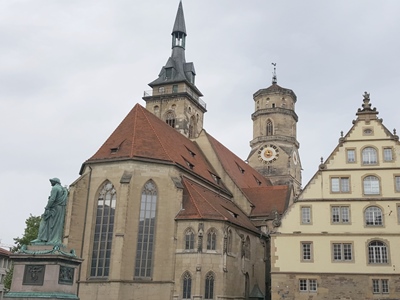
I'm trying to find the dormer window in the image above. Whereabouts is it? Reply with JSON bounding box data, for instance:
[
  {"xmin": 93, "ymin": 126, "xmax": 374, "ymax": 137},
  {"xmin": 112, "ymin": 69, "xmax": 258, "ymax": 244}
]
[
  {"xmin": 254, "ymin": 176, "xmax": 262, "ymax": 186},
  {"xmin": 183, "ymin": 158, "xmax": 194, "ymax": 170},
  {"xmin": 236, "ymin": 162, "xmax": 245, "ymax": 174},
  {"xmin": 165, "ymin": 68, "xmax": 173, "ymax": 80},
  {"xmin": 210, "ymin": 172, "xmax": 221, "ymax": 184},
  {"xmin": 185, "ymin": 146, "xmax": 196, "ymax": 158}
]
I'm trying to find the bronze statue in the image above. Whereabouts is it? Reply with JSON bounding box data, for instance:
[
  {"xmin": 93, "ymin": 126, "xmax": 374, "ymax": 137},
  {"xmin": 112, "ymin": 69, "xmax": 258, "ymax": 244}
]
[{"xmin": 31, "ymin": 178, "xmax": 68, "ymax": 245}]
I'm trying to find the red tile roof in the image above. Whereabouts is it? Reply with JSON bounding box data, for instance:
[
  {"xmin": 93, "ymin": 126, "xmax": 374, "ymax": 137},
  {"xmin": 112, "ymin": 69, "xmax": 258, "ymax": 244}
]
[
  {"xmin": 0, "ymin": 247, "xmax": 11, "ymax": 256},
  {"xmin": 84, "ymin": 104, "xmax": 227, "ymax": 191},
  {"xmin": 176, "ymin": 178, "xmax": 259, "ymax": 232},
  {"xmin": 205, "ymin": 132, "xmax": 271, "ymax": 189},
  {"xmin": 242, "ymin": 185, "xmax": 290, "ymax": 217},
  {"xmin": 205, "ymin": 132, "xmax": 289, "ymax": 217}
]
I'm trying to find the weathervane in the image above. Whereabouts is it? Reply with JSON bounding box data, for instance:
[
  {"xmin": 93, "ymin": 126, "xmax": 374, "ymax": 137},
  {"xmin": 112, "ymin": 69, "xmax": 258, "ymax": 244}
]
[{"xmin": 272, "ymin": 63, "xmax": 277, "ymax": 84}]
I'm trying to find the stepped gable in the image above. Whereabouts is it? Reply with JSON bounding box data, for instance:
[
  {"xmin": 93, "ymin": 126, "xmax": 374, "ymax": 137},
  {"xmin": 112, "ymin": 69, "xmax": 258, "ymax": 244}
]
[
  {"xmin": 84, "ymin": 104, "xmax": 227, "ymax": 190},
  {"xmin": 176, "ymin": 178, "xmax": 259, "ymax": 233},
  {"xmin": 242, "ymin": 185, "xmax": 290, "ymax": 217},
  {"xmin": 205, "ymin": 132, "xmax": 271, "ymax": 188}
]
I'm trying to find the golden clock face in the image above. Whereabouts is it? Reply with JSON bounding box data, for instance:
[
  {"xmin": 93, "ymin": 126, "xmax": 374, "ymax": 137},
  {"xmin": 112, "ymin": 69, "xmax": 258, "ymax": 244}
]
[{"xmin": 258, "ymin": 144, "xmax": 279, "ymax": 164}]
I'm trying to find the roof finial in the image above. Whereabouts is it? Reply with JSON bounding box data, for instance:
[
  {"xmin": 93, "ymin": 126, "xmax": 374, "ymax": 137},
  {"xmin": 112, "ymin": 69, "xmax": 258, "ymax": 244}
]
[{"xmin": 272, "ymin": 63, "xmax": 277, "ymax": 84}]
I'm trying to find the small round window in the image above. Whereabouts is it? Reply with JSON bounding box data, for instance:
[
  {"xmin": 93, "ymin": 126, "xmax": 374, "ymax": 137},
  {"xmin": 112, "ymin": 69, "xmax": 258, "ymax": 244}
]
[{"xmin": 363, "ymin": 128, "xmax": 373, "ymax": 135}]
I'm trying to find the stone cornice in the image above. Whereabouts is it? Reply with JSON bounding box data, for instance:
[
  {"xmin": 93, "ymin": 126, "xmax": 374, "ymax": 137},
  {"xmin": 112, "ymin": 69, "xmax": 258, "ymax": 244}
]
[{"xmin": 251, "ymin": 108, "xmax": 298, "ymax": 121}]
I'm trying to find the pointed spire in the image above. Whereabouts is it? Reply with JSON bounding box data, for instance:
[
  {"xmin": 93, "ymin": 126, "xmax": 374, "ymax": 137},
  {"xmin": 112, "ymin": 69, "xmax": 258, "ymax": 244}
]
[{"xmin": 173, "ymin": 1, "xmax": 186, "ymax": 35}]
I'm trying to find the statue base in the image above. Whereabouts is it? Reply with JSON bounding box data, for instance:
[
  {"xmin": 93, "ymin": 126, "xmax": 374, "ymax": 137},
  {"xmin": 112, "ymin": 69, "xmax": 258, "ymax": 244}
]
[{"xmin": 5, "ymin": 244, "xmax": 82, "ymax": 300}]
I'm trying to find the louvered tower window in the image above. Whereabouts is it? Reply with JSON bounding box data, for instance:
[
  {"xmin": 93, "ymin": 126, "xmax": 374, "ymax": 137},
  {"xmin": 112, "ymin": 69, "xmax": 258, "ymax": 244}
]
[
  {"xmin": 266, "ymin": 119, "xmax": 273, "ymax": 136},
  {"xmin": 166, "ymin": 111, "xmax": 176, "ymax": 128}
]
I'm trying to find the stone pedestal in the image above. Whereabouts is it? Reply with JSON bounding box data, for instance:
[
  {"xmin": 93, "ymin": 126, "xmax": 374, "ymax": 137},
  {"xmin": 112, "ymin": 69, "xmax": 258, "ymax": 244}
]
[{"xmin": 5, "ymin": 245, "xmax": 82, "ymax": 300}]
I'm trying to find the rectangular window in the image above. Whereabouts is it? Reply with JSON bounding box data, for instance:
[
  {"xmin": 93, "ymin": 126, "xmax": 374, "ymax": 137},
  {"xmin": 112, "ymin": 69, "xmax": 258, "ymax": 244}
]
[
  {"xmin": 395, "ymin": 176, "xmax": 400, "ymax": 192},
  {"xmin": 301, "ymin": 206, "xmax": 312, "ymax": 224},
  {"xmin": 172, "ymin": 84, "xmax": 178, "ymax": 93},
  {"xmin": 383, "ymin": 148, "xmax": 393, "ymax": 161},
  {"xmin": 397, "ymin": 204, "xmax": 400, "ymax": 223},
  {"xmin": 331, "ymin": 206, "xmax": 350, "ymax": 224},
  {"xmin": 331, "ymin": 177, "xmax": 350, "ymax": 193},
  {"xmin": 332, "ymin": 243, "xmax": 353, "ymax": 261},
  {"xmin": 299, "ymin": 279, "xmax": 317, "ymax": 292},
  {"xmin": 301, "ymin": 242, "xmax": 313, "ymax": 261},
  {"xmin": 372, "ymin": 279, "xmax": 389, "ymax": 294},
  {"xmin": 346, "ymin": 149, "xmax": 356, "ymax": 163}
]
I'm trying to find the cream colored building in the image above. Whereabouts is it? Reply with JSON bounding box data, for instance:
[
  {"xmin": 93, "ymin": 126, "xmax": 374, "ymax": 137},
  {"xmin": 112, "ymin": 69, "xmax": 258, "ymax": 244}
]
[
  {"xmin": 63, "ymin": 2, "xmax": 291, "ymax": 300},
  {"xmin": 271, "ymin": 93, "xmax": 400, "ymax": 299}
]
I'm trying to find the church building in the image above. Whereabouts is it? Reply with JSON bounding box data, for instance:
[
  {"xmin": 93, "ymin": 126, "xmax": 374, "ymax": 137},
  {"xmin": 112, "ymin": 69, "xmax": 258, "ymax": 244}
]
[{"xmin": 64, "ymin": 2, "xmax": 296, "ymax": 300}]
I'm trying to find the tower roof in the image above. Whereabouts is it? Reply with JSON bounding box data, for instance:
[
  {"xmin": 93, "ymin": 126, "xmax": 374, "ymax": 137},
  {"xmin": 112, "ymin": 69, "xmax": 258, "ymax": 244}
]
[
  {"xmin": 148, "ymin": 1, "xmax": 202, "ymax": 96},
  {"xmin": 172, "ymin": 1, "xmax": 186, "ymax": 35},
  {"xmin": 253, "ymin": 83, "xmax": 297, "ymax": 102},
  {"xmin": 176, "ymin": 178, "xmax": 259, "ymax": 233}
]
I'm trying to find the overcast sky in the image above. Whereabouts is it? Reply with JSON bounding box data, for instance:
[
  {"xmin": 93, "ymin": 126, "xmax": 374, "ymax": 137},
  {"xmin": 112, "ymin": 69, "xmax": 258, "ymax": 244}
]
[{"xmin": 1, "ymin": 0, "xmax": 399, "ymax": 247}]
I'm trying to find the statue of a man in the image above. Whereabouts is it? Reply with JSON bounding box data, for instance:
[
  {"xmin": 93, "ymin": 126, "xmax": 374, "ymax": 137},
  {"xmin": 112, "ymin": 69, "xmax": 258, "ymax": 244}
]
[{"xmin": 31, "ymin": 178, "xmax": 68, "ymax": 245}]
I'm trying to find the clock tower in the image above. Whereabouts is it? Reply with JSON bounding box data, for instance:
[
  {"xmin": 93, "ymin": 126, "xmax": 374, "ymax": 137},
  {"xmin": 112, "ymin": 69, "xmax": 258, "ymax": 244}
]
[{"xmin": 247, "ymin": 69, "xmax": 302, "ymax": 193}]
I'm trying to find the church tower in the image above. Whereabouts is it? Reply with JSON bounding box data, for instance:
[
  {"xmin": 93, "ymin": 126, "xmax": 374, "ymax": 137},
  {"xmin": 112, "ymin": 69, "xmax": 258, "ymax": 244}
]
[
  {"xmin": 247, "ymin": 68, "xmax": 302, "ymax": 193},
  {"xmin": 143, "ymin": 1, "xmax": 206, "ymax": 138}
]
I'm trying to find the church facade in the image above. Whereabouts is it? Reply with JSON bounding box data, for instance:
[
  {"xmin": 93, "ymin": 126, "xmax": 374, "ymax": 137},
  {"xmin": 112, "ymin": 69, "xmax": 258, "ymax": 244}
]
[{"xmin": 64, "ymin": 3, "xmax": 292, "ymax": 300}]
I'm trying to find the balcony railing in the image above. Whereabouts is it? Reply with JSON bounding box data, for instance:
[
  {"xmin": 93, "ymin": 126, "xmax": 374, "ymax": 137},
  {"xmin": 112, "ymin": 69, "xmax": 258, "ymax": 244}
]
[{"xmin": 143, "ymin": 86, "xmax": 206, "ymax": 110}]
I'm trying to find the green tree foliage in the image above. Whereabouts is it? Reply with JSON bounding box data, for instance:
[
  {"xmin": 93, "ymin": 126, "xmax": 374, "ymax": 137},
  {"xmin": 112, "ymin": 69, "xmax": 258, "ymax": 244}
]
[
  {"xmin": 3, "ymin": 265, "xmax": 13, "ymax": 290},
  {"xmin": 12, "ymin": 214, "xmax": 41, "ymax": 252},
  {"xmin": 3, "ymin": 214, "xmax": 41, "ymax": 291}
]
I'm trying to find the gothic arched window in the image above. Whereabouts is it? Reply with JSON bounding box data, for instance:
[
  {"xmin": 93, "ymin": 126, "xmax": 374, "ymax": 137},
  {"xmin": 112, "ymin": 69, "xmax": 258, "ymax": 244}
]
[
  {"xmin": 185, "ymin": 228, "xmax": 195, "ymax": 250},
  {"xmin": 206, "ymin": 229, "xmax": 217, "ymax": 250},
  {"xmin": 134, "ymin": 180, "xmax": 157, "ymax": 278},
  {"xmin": 182, "ymin": 271, "xmax": 192, "ymax": 299},
  {"xmin": 204, "ymin": 272, "xmax": 215, "ymax": 300},
  {"xmin": 189, "ymin": 115, "xmax": 197, "ymax": 138},
  {"xmin": 266, "ymin": 119, "xmax": 273, "ymax": 136},
  {"xmin": 165, "ymin": 111, "xmax": 176, "ymax": 128},
  {"xmin": 227, "ymin": 229, "xmax": 232, "ymax": 254},
  {"xmin": 244, "ymin": 236, "xmax": 250, "ymax": 259},
  {"xmin": 90, "ymin": 181, "xmax": 116, "ymax": 277}
]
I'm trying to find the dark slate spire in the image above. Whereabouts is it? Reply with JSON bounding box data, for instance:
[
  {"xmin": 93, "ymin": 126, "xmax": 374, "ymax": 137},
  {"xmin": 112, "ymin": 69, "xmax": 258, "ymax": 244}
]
[
  {"xmin": 173, "ymin": 1, "xmax": 186, "ymax": 36},
  {"xmin": 148, "ymin": 1, "xmax": 200, "ymax": 94}
]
